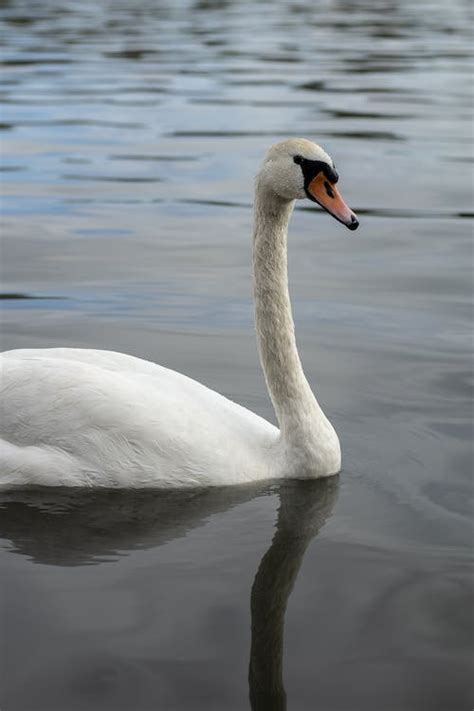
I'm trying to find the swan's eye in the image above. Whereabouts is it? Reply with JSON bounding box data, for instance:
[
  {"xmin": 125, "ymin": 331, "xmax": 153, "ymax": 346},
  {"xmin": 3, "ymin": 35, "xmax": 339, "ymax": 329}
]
[{"xmin": 293, "ymin": 155, "xmax": 303, "ymax": 165}]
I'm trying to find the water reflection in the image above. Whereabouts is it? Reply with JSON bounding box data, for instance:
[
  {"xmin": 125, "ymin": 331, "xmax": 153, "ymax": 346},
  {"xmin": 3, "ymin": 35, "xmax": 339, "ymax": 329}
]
[
  {"xmin": 249, "ymin": 479, "xmax": 338, "ymax": 711},
  {"xmin": 0, "ymin": 478, "xmax": 338, "ymax": 708},
  {"xmin": 0, "ymin": 483, "xmax": 269, "ymax": 565}
]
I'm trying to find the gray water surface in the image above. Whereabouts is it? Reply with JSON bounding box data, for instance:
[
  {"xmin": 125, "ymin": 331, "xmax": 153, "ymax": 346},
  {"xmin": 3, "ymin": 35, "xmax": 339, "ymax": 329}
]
[{"xmin": 1, "ymin": 0, "xmax": 473, "ymax": 709}]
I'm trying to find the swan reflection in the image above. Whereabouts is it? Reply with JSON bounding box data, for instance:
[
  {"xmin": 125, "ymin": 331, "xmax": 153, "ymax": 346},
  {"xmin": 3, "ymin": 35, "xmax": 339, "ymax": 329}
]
[
  {"xmin": 249, "ymin": 478, "xmax": 338, "ymax": 710},
  {"xmin": 0, "ymin": 478, "xmax": 338, "ymax": 707}
]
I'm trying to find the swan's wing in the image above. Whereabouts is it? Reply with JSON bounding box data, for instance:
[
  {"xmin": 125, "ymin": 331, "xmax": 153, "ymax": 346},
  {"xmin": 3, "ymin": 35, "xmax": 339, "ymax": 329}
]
[
  {"xmin": 5, "ymin": 347, "xmax": 171, "ymax": 375},
  {"xmin": 1, "ymin": 349, "xmax": 280, "ymax": 487}
]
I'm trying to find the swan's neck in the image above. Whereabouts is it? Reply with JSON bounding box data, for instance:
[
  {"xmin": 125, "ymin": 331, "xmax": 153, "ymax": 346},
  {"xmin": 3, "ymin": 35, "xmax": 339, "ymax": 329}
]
[{"xmin": 253, "ymin": 183, "xmax": 339, "ymax": 470}]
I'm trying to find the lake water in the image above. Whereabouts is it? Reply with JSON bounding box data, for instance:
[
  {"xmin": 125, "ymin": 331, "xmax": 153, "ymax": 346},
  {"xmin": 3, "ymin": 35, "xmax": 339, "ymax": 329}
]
[{"xmin": 0, "ymin": 0, "xmax": 473, "ymax": 709}]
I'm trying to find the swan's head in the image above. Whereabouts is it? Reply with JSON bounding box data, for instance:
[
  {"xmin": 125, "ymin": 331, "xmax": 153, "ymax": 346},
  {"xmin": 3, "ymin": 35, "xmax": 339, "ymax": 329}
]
[{"xmin": 257, "ymin": 138, "xmax": 359, "ymax": 230}]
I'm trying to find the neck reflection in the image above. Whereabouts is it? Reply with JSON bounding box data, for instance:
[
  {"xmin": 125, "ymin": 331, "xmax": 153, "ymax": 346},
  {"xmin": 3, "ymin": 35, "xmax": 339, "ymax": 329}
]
[{"xmin": 249, "ymin": 478, "xmax": 339, "ymax": 711}]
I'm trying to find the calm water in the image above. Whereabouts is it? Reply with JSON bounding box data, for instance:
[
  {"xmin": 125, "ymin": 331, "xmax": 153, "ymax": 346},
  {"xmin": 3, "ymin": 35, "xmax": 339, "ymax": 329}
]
[{"xmin": 1, "ymin": 0, "xmax": 473, "ymax": 709}]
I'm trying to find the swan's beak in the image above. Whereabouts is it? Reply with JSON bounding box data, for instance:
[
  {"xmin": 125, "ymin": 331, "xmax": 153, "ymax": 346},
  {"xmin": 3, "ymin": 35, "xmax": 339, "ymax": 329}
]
[{"xmin": 307, "ymin": 174, "xmax": 359, "ymax": 230}]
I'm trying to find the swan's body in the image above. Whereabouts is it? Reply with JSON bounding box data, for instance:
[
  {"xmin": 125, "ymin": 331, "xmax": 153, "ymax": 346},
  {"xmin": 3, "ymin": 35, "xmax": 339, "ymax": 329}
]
[
  {"xmin": 1, "ymin": 349, "xmax": 281, "ymax": 487},
  {"xmin": 0, "ymin": 139, "xmax": 359, "ymax": 488}
]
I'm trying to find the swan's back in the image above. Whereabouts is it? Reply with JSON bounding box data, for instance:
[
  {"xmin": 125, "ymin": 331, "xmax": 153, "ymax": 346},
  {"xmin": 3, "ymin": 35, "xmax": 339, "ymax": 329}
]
[{"xmin": 1, "ymin": 349, "xmax": 280, "ymax": 488}]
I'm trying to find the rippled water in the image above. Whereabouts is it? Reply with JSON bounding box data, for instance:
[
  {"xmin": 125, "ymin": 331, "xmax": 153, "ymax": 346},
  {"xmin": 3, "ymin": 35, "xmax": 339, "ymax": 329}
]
[{"xmin": 1, "ymin": 0, "xmax": 473, "ymax": 709}]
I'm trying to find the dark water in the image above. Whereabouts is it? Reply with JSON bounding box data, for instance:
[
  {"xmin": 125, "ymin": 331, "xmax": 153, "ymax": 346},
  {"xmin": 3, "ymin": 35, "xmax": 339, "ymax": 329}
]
[{"xmin": 1, "ymin": 0, "xmax": 473, "ymax": 709}]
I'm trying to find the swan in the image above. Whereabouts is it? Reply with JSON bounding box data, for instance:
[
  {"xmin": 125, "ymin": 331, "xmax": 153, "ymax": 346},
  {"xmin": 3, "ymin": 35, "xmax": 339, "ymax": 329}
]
[{"xmin": 0, "ymin": 138, "xmax": 359, "ymax": 488}]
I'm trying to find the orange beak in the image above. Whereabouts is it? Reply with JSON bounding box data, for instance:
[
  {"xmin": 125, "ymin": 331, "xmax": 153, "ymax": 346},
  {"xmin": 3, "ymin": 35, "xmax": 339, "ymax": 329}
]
[{"xmin": 307, "ymin": 173, "xmax": 359, "ymax": 230}]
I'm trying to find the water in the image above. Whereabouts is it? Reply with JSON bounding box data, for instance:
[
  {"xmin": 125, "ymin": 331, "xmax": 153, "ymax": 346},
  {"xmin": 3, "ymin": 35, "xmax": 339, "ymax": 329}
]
[{"xmin": 0, "ymin": 0, "xmax": 472, "ymax": 708}]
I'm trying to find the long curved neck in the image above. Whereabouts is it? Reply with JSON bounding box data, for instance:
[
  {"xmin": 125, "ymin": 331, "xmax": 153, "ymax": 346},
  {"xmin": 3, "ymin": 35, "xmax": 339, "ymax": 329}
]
[{"xmin": 253, "ymin": 183, "xmax": 329, "ymax": 453}]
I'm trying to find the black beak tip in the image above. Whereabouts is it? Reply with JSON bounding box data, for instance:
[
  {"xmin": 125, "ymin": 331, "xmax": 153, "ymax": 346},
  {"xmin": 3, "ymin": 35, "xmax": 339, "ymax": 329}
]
[{"xmin": 347, "ymin": 215, "xmax": 359, "ymax": 231}]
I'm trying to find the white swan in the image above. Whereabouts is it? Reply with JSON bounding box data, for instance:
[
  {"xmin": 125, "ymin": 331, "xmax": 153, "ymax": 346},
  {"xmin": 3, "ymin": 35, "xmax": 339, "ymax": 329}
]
[{"xmin": 0, "ymin": 138, "xmax": 359, "ymax": 488}]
